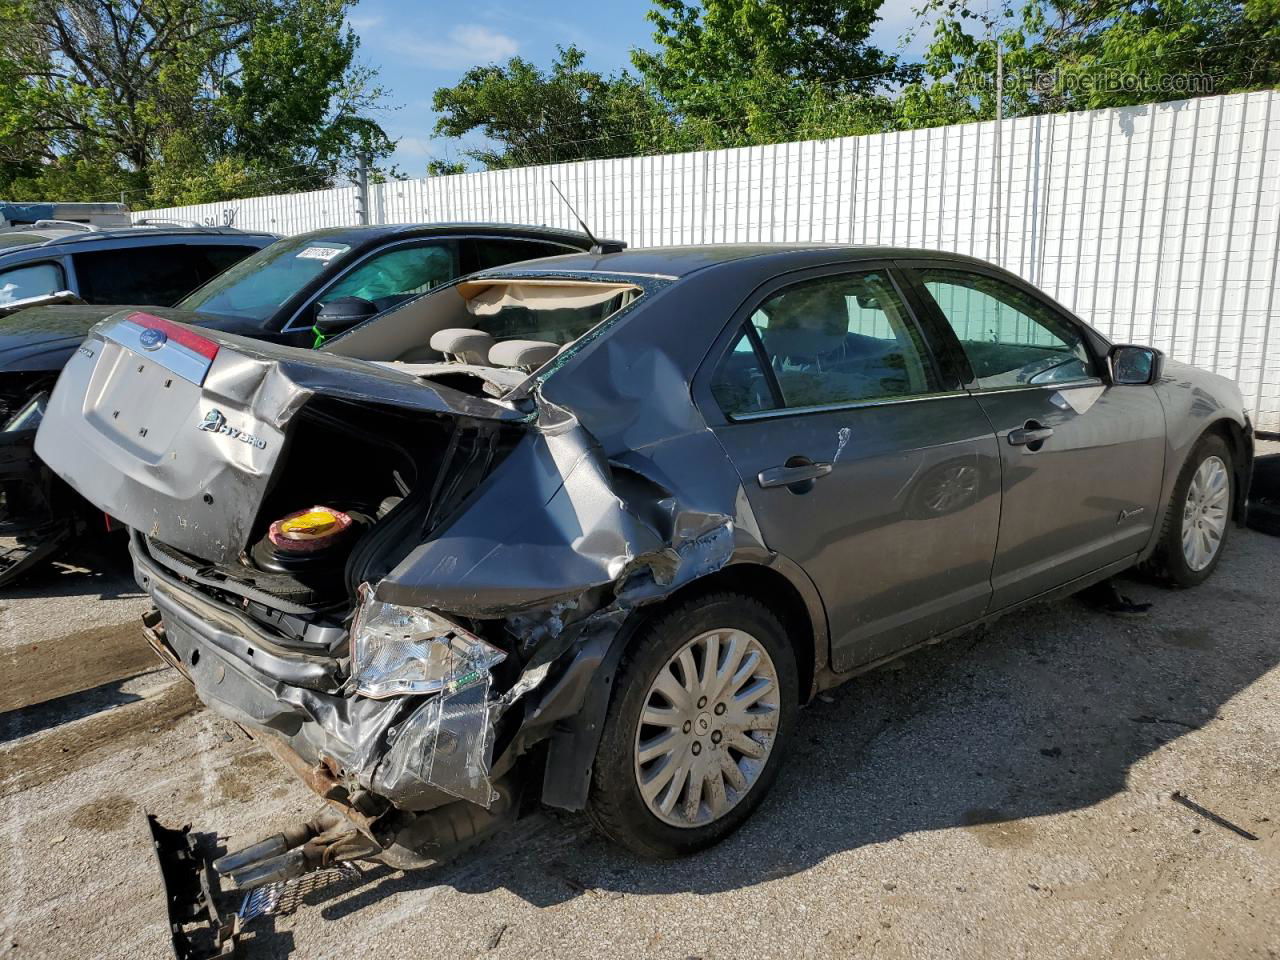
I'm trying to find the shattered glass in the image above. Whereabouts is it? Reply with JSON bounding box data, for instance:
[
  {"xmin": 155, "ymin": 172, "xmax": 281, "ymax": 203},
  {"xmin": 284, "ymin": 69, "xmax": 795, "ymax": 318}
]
[
  {"xmin": 378, "ymin": 674, "xmax": 499, "ymax": 807},
  {"xmin": 351, "ymin": 592, "xmax": 506, "ymax": 699}
]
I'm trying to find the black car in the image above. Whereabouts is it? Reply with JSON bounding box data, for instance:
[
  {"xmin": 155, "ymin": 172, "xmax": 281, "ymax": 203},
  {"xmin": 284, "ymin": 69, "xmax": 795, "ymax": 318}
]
[{"xmin": 0, "ymin": 222, "xmax": 618, "ymax": 584}]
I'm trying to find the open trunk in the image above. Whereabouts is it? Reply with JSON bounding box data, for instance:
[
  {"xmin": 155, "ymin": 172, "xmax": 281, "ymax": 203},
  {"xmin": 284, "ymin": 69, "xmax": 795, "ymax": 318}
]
[{"xmin": 36, "ymin": 311, "xmax": 529, "ymax": 608}]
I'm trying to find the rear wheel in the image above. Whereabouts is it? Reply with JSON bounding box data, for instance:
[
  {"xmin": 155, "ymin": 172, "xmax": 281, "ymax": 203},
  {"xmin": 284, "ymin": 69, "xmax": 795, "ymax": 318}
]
[
  {"xmin": 1146, "ymin": 434, "xmax": 1233, "ymax": 587},
  {"xmin": 587, "ymin": 593, "xmax": 797, "ymax": 858}
]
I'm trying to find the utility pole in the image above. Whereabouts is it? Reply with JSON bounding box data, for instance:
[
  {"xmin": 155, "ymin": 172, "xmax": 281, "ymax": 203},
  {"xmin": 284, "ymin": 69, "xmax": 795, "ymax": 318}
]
[
  {"xmin": 355, "ymin": 151, "xmax": 370, "ymax": 225},
  {"xmin": 993, "ymin": 40, "xmax": 1004, "ymax": 266}
]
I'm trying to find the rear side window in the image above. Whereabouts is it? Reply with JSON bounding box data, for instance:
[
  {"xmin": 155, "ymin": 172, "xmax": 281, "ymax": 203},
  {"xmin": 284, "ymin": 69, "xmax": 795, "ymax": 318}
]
[
  {"xmin": 917, "ymin": 269, "xmax": 1095, "ymax": 388},
  {"xmin": 0, "ymin": 261, "xmax": 64, "ymax": 305},
  {"xmin": 712, "ymin": 270, "xmax": 937, "ymax": 417},
  {"xmin": 465, "ymin": 238, "xmax": 573, "ymax": 271},
  {"xmin": 74, "ymin": 244, "xmax": 256, "ymax": 306}
]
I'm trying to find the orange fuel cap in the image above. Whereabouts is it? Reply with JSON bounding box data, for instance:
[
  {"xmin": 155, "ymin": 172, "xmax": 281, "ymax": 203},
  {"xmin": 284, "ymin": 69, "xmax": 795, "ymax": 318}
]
[
  {"xmin": 279, "ymin": 510, "xmax": 339, "ymax": 538},
  {"xmin": 268, "ymin": 506, "xmax": 353, "ymax": 551}
]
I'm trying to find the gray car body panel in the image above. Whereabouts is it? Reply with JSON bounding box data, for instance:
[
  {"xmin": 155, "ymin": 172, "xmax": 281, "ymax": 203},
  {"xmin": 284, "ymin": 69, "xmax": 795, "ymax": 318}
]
[{"xmin": 34, "ymin": 244, "xmax": 1253, "ymax": 822}]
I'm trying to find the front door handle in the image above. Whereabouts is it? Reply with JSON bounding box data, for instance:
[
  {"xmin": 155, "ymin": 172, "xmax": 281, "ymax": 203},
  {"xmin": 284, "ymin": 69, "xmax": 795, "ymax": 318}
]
[
  {"xmin": 1008, "ymin": 421, "xmax": 1054, "ymax": 447},
  {"xmin": 758, "ymin": 459, "xmax": 833, "ymax": 489}
]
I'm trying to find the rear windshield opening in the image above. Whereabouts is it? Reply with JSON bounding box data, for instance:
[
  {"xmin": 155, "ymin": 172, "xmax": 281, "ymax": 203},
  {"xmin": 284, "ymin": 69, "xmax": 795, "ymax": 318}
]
[
  {"xmin": 457, "ymin": 279, "xmax": 640, "ymax": 347},
  {"xmin": 322, "ymin": 278, "xmax": 646, "ymax": 393}
]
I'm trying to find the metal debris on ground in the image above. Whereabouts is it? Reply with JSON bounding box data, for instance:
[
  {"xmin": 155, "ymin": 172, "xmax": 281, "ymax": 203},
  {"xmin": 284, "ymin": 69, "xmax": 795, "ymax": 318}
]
[
  {"xmin": 238, "ymin": 863, "xmax": 363, "ymax": 922},
  {"xmin": 1171, "ymin": 790, "xmax": 1260, "ymax": 840},
  {"xmin": 486, "ymin": 922, "xmax": 508, "ymax": 951}
]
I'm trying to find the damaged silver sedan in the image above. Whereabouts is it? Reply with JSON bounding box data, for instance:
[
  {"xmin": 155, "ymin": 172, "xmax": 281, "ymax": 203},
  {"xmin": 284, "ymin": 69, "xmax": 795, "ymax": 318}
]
[{"xmin": 35, "ymin": 245, "xmax": 1253, "ymax": 888}]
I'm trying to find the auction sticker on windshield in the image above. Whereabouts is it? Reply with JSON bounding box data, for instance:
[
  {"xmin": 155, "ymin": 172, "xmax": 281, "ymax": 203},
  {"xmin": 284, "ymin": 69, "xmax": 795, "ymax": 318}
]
[{"xmin": 295, "ymin": 245, "xmax": 348, "ymax": 262}]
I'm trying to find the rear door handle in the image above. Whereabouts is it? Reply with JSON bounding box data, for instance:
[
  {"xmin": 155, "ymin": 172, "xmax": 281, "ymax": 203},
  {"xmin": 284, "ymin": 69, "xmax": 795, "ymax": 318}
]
[
  {"xmin": 1008, "ymin": 423, "xmax": 1054, "ymax": 446},
  {"xmin": 757, "ymin": 460, "xmax": 833, "ymax": 489}
]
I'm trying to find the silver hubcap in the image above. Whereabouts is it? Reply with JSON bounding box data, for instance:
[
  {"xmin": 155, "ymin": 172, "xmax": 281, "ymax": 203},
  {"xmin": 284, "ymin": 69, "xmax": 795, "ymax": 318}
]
[
  {"xmin": 1182, "ymin": 455, "xmax": 1229, "ymax": 571},
  {"xmin": 634, "ymin": 628, "xmax": 781, "ymax": 828}
]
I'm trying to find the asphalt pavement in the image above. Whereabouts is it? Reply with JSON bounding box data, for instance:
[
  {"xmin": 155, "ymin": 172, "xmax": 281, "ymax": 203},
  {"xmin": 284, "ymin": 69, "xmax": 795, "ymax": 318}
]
[{"xmin": 1, "ymin": 499, "xmax": 1277, "ymax": 959}]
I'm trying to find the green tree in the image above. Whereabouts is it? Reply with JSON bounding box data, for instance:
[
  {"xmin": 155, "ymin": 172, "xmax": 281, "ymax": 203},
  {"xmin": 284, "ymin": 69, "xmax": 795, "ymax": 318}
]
[
  {"xmin": 631, "ymin": 0, "xmax": 906, "ymax": 147},
  {"xmin": 0, "ymin": 0, "xmax": 393, "ymax": 205},
  {"xmin": 431, "ymin": 45, "xmax": 676, "ymax": 169},
  {"xmin": 901, "ymin": 0, "xmax": 1280, "ymax": 127}
]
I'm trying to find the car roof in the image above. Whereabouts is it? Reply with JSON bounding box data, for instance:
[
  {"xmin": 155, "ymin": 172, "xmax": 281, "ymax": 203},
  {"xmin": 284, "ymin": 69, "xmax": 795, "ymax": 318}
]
[
  {"xmin": 281, "ymin": 221, "xmax": 617, "ymax": 251},
  {"xmin": 481, "ymin": 243, "xmax": 1003, "ymax": 281},
  {"xmin": 0, "ymin": 223, "xmax": 276, "ymax": 255}
]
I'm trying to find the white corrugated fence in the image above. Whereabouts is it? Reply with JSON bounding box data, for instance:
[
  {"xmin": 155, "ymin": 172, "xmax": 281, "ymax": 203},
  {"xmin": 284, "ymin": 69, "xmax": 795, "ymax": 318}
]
[{"xmin": 136, "ymin": 90, "xmax": 1280, "ymax": 433}]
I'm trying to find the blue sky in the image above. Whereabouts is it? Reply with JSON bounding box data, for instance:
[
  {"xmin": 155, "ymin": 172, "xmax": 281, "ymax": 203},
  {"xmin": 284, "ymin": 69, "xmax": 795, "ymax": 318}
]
[{"xmin": 346, "ymin": 1, "xmax": 931, "ymax": 173}]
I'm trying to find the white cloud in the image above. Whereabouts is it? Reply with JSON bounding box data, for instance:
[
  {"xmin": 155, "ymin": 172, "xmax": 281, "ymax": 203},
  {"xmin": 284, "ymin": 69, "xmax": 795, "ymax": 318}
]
[
  {"xmin": 388, "ymin": 24, "xmax": 518, "ymax": 68},
  {"xmin": 394, "ymin": 136, "xmax": 437, "ymax": 158},
  {"xmin": 347, "ymin": 13, "xmax": 385, "ymax": 31}
]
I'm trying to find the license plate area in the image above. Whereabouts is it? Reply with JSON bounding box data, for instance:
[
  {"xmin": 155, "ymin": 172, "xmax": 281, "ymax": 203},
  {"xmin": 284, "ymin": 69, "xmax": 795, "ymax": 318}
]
[{"xmin": 83, "ymin": 342, "xmax": 202, "ymax": 463}]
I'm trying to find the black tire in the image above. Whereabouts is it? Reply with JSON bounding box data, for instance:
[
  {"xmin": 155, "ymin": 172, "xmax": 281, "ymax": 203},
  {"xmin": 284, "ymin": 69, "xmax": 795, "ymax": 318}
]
[
  {"xmin": 1246, "ymin": 499, "xmax": 1280, "ymax": 537},
  {"xmin": 1145, "ymin": 433, "xmax": 1234, "ymax": 587},
  {"xmin": 587, "ymin": 592, "xmax": 798, "ymax": 859},
  {"xmin": 1245, "ymin": 454, "xmax": 1280, "ymax": 537}
]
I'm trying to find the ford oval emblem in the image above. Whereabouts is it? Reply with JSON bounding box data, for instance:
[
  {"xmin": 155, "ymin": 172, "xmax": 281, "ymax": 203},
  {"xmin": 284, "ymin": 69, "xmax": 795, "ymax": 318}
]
[{"xmin": 138, "ymin": 327, "xmax": 168, "ymax": 351}]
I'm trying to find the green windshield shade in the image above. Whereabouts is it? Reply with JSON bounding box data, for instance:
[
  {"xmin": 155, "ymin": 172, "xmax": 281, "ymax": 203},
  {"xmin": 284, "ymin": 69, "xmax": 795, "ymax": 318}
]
[
  {"xmin": 323, "ymin": 245, "xmax": 455, "ymax": 303},
  {"xmin": 179, "ymin": 236, "xmax": 350, "ymax": 323}
]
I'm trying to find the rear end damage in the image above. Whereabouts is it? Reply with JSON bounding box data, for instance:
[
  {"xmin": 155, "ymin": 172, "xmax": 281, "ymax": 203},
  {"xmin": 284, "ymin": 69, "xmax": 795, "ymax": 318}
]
[{"xmin": 35, "ymin": 311, "xmax": 740, "ymax": 934}]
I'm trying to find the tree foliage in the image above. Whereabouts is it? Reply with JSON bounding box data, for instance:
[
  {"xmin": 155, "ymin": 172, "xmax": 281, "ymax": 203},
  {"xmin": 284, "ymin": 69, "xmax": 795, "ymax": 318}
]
[
  {"xmin": 430, "ymin": 0, "xmax": 1275, "ymax": 171},
  {"xmin": 0, "ymin": 0, "xmax": 393, "ymax": 205},
  {"xmin": 431, "ymin": 45, "xmax": 675, "ymax": 168},
  {"xmin": 631, "ymin": 0, "xmax": 905, "ymax": 147},
  {"xmin": 900, "ymin": 0, "xmax": 1280, "ymax": 127},
  {"xmin": 430, "ymin": 2, "xmax": 906, "ymax": 164}
]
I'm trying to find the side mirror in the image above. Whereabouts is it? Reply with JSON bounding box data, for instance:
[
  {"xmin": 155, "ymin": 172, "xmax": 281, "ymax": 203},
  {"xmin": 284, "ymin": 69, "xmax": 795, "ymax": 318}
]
[
  {"xmin": 1109, "ymin": 344, "xmax": 1163, "ymax": 385},
  {"xmin": 313, "ymin": 296, "xmax": 378, "ymax": 336}
]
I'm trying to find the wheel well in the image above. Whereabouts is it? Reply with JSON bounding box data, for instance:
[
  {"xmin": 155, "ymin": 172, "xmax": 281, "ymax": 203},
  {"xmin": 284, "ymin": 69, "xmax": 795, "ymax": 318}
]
[
  {"xmin": 1203, "ymin": 418, "xmax": 1252, "ymax": 521},
  {"xmin": 639, "ymin": 564, "xmax": 818, "ymax": 702}
]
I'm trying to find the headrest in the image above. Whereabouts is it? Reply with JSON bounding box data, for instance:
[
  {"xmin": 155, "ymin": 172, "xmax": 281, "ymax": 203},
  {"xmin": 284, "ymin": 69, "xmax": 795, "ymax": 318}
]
[
  {"xmin": 488, "ymin": 339, "xmax": 560, "ymax": 370},
  {"xmin": 429, "ymin": 328, "xmax": 494, "ymax": 365}
]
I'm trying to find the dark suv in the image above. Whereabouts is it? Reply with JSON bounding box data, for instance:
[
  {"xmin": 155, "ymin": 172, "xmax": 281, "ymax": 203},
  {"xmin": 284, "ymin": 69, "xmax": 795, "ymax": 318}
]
[
  {"xmin": 0, "ymin": 221, "xmax": 274, "ymax": 312},
  {"xmin": 0, "ymin": 222, "xmax": 617, "ymax": 584}
]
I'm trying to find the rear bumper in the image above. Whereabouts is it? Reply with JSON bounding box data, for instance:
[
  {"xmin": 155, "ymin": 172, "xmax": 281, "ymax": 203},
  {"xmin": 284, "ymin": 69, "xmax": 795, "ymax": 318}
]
[{"xmin": 131, "ymin": 536, "xmax": 459, "ymax": 818}]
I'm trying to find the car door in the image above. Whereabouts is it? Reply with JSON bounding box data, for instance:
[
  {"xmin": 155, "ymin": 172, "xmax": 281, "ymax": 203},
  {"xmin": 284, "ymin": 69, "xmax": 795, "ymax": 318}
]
[
  {"xmin": 901, "ymin": 262, "xmax": 1166, "ymax": 610},
  {"xmin": 698, "ymin": 264, "xmax": 1002, "ymax": 673}
]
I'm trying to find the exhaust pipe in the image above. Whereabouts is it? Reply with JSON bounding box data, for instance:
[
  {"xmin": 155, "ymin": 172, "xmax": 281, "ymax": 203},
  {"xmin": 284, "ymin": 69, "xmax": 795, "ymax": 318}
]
[
  {"xmin": 214, "ymin": 810, "xmax": 380, "ymax": 890},
  {"xmin": 212, "ymin": 811, "xmax": 337, "ymax": 875}
]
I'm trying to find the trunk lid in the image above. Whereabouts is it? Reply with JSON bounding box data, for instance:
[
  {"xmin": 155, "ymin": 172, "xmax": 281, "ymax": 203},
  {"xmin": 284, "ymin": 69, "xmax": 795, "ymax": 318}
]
[{"xmin": 35, "ymin": 311, "xmax": 531, "ymax": 564}]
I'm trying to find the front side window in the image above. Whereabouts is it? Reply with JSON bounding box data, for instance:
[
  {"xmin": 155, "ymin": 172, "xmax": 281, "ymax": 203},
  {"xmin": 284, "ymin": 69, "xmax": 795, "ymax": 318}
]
[
  {"xmin": 918, "ymin": 269, "xmax": 1094, "ymax": 388},
  {"xmin": 712, "ymin": 270, "xmax": 936, "ymax": 417},
  {"xmin": 0, "ymin": 261, "xmax": 64, "ymax": 305},
  {"xmin": 322, "ymin": 243, "xmax": 458, "ymax": 308}
]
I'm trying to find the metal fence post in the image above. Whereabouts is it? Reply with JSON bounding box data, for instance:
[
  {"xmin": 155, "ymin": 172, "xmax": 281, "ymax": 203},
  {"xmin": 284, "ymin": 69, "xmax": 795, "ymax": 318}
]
[{"xmin": 355, "ymin": 152, "xmax": 370, "ymax": 225}]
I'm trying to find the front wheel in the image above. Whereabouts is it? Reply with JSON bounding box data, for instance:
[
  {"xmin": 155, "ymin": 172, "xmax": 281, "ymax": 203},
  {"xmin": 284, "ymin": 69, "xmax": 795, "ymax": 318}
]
[
  {"xmin": 587, "ymin": 593, "xmax": 798, "ymax": 858},
  {"xmin": 1146, "ymin": 433, "xmax": 1234, "ymax": 587}
]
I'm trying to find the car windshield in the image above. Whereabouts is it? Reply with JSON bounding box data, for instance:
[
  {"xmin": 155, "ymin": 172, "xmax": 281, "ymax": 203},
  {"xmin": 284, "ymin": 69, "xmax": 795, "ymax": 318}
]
[{"xmin": 178, "ymin": 234, "xmax": 352, "ymax": 324}]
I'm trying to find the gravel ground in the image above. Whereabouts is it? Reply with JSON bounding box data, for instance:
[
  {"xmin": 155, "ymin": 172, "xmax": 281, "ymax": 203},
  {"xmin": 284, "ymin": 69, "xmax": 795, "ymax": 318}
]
[{"xmin": 1, "ymin": 471, "xmax": 1277, "ymax": 960}]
